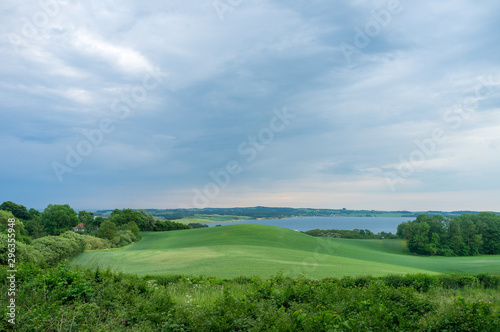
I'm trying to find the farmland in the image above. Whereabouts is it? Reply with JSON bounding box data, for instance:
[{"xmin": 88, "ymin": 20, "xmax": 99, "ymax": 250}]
[{"xmin": 71, "ymin": 224, "xmax": 500, "ymax": 279}]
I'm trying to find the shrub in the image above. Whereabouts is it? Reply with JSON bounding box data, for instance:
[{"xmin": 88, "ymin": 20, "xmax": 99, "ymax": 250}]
[
  {"xmin": 439, "ymin": 274, "xmax": 479, "ymax": 289},
  {"xmin": 31, "ymin": 234, "xmax": 85, "ymax": 266},
  {"xmin": 116, "ymin": 232, "xmax": 133, "ymax": 247},
  {"xmin": 476, "ymin": 273, "xmax": 500, "ymax": 289},
  {"xmin": 83, "ymin": 235, "xmax": 111, "ymax": 250},
  {"xmin": 422, "ymin": 296, "xmax": 500, "ymax": 331},
  {"xmin": 0, "ymin": 266, "xmax": 497, "ymax": 331},
  {"xmin": 59, "ymin": 231, "xmax": 86, "ymax": 253},
  {"xmin": 383, "ymin": 274, "xmax": 439, "ymax": 292},
  {"xmin": 0, "ymin": 233, "xmax": 35, "ymax": 265}
]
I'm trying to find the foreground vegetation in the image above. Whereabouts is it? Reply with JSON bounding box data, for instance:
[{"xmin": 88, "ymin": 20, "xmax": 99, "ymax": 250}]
[
  {"xmin": 1, "ymin": 264, "xmax": 499, "ymax": 331},
  {"xmin": 72, "ymin": 225, "xmax": 500, "ymax": 279},
  {"xmin": 2, "ymin": 201, "xmax": 500, "ymax": 330}
]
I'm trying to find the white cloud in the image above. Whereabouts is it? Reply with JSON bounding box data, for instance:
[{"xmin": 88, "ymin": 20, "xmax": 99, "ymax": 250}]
[
  {"xmin": 72, "ymin": 29, "xmax": 154, "ymax": 74},
  {"xmin": 1, "ymin": 0, "xmax": 500, "ymax": 210}
]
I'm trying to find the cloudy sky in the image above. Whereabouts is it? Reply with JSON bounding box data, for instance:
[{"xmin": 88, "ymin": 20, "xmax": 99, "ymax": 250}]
[{"xmin": 1, "ymin": 0, "xmax": 500, "ymax": 211}]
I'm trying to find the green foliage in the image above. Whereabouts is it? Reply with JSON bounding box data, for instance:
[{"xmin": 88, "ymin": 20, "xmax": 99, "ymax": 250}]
[
  {"xmin": 0, "ymin": 233, "xmax": 35, "ymax": 265},
  {"xmin": 41, "ymin": 204, "xmax": 79, "ymax": 235},
  {"xmin": 112, "ymin": 231, "xmax": 133, "ymax": 247},
  {"xmin": 23, "ymin": 216, "xmax": 46, "ymax": 239},
  {"xmin": 97, "ymin": 219, "xmax": 143, "ymax": 248},
  {"xmin": 0, "ymin": 201, "xmax": 30, "ymax": 219},
  {"xmin": 439, "ymin": 274, "xmax": 479, "ymax": 289},
  {"xmin": 77, "ymin": 210, "xmax": 95, "ymax": 232},
  {"xmin": 398, "ymin": 212, "xmax": 500, "ymax": 256},
  {"xmin": 97, "ymin": 220, "xmax": 117, "ymax": 240},
  {"xmin": 305, "ymin": 228, "xmax": 397, "ymax": 239},
  {"xmin": 108, "ymin": 208, "xmax": 190, "ymax": 232},
  {"xmin": 422, "ymin": 296, "xmax": 499, "ymax": 331},
  {"xmin": 92, "ymin": 216, "xmax": 104, "ymax": 230},
  {"xmin": 188, "ymin": 223, "xmax": 209, "ymax": 228},
  {"xmin": 0, "ymin": 210, "xmax": 27, "ymax": 236},
  {"xmin": 60, "ymin": 231, "xmax": 87, "ymax": 252},
  {"xmin": 31, "ymin": 231, "xmax": 86, "ymax": 265},
  {"xmin": 2, "ymin": 265, "xmax": 498, "ymax": 331},
  {"xmin": 125, "ymin": 221, "xmax": 141, "ymax": 240},
  {"xmin": 152, "ymin": 219, "xmax": 191, "ymax": 231},
  {"xmin": 82, "ymin": 234, "xmax": 111, "ymax": 250},
  {"xmin": 28, "ymin": 208, "xmax": 41, "ymax": 219},
  {"xmin": 109, "ymin": 208, "xmax": 144, "ymax": 227}
]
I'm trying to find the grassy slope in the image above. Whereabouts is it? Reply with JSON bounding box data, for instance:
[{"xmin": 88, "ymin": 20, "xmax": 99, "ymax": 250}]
[{"xmin": 71, "ymin": 224, "xmax": 500, "ymax": 279}]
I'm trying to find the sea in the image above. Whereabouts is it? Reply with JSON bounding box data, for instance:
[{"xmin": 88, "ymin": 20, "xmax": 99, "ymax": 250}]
[{"xmin": 208, "ymin": 216, "xmax": 414, "ymax": 234}]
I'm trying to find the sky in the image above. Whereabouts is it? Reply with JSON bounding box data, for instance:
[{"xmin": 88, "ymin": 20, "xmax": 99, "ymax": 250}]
[{"xmin": 1, "ymin": 0, "xmax": 500, "ymax": 211}]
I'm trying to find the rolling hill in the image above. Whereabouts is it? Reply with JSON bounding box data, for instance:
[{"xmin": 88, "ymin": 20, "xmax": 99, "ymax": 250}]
[{"xmin": 71, "ymin": 224, "xmax": 500, "ymax": 279}]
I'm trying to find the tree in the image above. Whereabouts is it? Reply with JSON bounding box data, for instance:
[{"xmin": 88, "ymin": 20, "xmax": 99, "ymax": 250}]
[
  {"xmin": 126, "ymin": 221, "xmax": 141, "ymax": 238},
  {"xmin": 24, "ymin": 216, "xmax": 46, "ymax": 239},
  {"xmin": 137, "ymin": 209, "xmax": 157, "ymax": 230},
  {"xmin": 0, "ymin": 210, "xmax": 27, "ymax": 235},
  {"xmin": 398, "ymin": 213, "xmax": 500, "ymax": 256},
  {"xmin": 109, "ymin": 209, "xmax": 143, "ymax": 227},
  {"xmin": 97, "ymin": 220, "xmax": 118, "ymax": 240},
  {"xmin": 397, "ymin": 221, "xmax": 413, "ymax": 239},
  {"xmin": 0, "ymin": 201, "xmax": 30, "ymax": 220},
  {"xmin": 86, "ymin": 216, "xmax": 104, "ymax": 232},
  {"xmin": 407, "ymin": 222, "xmax": 430, "ymax": 254},
  {"xmin": 78, "ymin": 210, "xmax": 95, "ymax": 231},
  {"xmin": 28, "ymin": 208, "xmax": 41, "ymax": 219},
  {"xmin": 41, "ymin": 204, "xmax": 79, "ymax": 235},
  {"xmin": 476, "ymin": 212, "xmax": 500, "ymax": 254}
]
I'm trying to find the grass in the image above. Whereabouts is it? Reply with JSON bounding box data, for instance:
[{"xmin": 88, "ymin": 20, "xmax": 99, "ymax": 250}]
[{"xmin": 71, "ymin": 224, "xmax": 500, "ymax": 279}]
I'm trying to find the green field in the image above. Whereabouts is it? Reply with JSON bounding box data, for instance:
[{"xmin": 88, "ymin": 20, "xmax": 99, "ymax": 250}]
[{"xmin": 71, "ymin": 224, "xmax": 500, "ymax": 279}]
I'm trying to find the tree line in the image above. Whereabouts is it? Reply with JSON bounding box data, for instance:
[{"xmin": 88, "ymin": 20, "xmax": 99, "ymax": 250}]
[
  {"xmin": 397, "ymin": 212, "xmax": 500, "ymax": 256},
  {"xmin": 0, "ymin": 201, "xmax": 191, "ymax": 266},
  {"xmin": 305, "ymin": 228, "xmax": 397, "ymax": 239}
]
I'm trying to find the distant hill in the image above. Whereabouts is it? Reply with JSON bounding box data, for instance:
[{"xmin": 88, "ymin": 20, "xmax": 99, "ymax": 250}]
[{"xmin": 94, "ymin": 206, "xmax": 500, "ymax": 220}]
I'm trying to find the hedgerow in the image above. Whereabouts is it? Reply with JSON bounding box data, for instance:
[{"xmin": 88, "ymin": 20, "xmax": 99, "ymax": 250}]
[{"xmin": 1, "ymin": 264, "xmax": 498, "ymax": 331}]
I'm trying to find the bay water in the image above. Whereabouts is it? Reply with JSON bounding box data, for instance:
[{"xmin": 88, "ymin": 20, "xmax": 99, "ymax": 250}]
[{"xmin": 208, "ymin": 216, "xmax": 414, "ymax": 233}]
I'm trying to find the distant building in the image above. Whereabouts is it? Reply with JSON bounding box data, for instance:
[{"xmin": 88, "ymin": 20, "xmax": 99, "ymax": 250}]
[{"xmin": 73, "ymin": 223, "xmax": 85, "ymax": 232}]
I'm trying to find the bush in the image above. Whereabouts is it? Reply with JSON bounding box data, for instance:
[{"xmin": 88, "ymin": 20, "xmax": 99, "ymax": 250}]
[
  {"xmin": 126, "ymin": 221, "xmax": 141, "ymax": 241},
  {"xmin": 422, "ymin": 296, "xmax": 500, "ymax": 331},
  {"xmin": 0, "ymin": 266, "xmax": 498, "ymax": 331},
  {"xmin": 59, "ymin": 231, "xmax": 86, "ymax": 253},
  {"xmin": 83, "ymin": 235, "xmax": 111, "ymax": 250},
  {"xmin": 383, "ymin": 274, "xmax": 439, "ymax": 292},
  {"xmin": 31, "ymin": 234, "xmax": 85, "ymax": 266},
  {"xmin": 439, "ymin": 274, "xmax": 479, "ymax": 289},
  {"xmin": 476, "ymin": 273, "xmax": 500, "ymax": 289},
  {"xmin": 0, "ymin": 233, "xmax": 35, "ymax": 265},
  {"xmin": 114, "ymin": 232, "xmax": 133, "ymax": 247}
]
